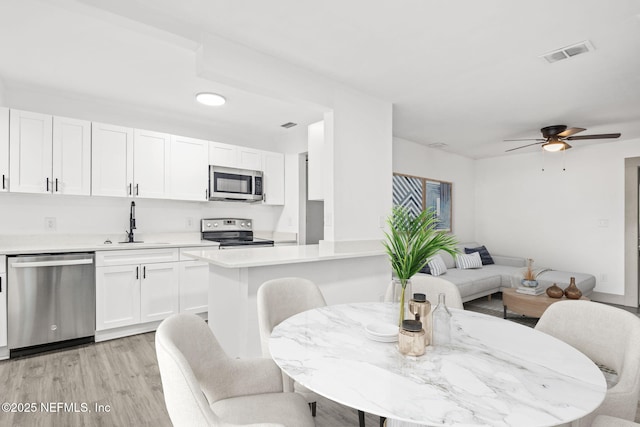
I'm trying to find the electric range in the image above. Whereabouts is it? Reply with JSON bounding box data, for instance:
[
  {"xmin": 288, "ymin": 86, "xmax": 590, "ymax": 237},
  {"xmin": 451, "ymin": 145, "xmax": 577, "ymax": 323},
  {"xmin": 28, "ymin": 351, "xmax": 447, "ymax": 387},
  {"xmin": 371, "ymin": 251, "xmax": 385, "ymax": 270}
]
[{"xmin": 201, "ymin": 218, "xmax": 274, "ymax": 249}]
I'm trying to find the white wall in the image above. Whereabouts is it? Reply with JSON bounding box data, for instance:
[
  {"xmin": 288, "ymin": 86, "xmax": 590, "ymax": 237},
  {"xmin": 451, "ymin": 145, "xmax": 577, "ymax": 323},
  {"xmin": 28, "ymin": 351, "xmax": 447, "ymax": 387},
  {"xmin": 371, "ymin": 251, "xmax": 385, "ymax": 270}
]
[
  {"xmin": 393, "ymin": 137, "xmax": 476, "ymax": 242},
  {"xmin": 0, "ymin": 192, "xmax": 284, "ymax": 236},
  {"xmin": 475, "ymin": 138, "xmax": 640, "ymax": 296}
]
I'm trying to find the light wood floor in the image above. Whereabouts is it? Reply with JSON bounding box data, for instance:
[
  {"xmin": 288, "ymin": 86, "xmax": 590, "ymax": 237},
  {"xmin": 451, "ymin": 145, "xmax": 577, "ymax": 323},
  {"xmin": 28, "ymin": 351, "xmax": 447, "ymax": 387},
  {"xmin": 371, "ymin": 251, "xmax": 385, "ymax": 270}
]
[{"xmin": 0, "ymin": 332, "xmax": 380, "ymax": 427}]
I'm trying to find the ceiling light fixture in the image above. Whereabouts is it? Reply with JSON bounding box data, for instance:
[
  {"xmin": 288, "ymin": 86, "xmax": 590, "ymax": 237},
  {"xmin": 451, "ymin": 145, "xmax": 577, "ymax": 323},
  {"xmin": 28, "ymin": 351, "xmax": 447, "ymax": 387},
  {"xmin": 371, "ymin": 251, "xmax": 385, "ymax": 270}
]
[
  {"xmin": 541, "ymin": 137, "xmax": 571, "ymax": 152},
  {"xmin": 196, "ymin": 92, "xmax": 226, "ymax": 106}
]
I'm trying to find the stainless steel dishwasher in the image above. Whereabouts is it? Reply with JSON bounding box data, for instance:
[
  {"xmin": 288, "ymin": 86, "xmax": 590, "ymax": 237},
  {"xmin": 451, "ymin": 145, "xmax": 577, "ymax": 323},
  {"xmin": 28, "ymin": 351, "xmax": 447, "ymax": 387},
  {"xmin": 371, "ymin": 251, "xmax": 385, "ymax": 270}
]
[{"xmin": 7, "ymin": 252, "xmax": 95, "ymax": 357}]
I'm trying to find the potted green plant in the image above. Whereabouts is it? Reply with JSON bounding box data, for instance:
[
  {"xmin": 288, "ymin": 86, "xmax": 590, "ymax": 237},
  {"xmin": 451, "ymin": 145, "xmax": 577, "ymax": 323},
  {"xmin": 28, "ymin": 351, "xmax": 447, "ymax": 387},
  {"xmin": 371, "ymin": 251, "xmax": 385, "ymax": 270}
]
[{"xmin": 383, "ymin": 205, "xmax": 458, "ymax": 326}]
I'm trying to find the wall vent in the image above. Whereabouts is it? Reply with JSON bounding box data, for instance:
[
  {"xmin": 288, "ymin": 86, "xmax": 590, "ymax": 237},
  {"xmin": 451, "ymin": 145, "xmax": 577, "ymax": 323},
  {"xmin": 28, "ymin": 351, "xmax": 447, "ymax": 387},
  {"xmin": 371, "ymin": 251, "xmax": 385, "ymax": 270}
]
[
  {"xmin": 541, "ymin": 40, "xmax": 594, "ymax": 63},
  {"xmin": 280, "ymin": 122, "xmax": 297, "ymax": 128}
]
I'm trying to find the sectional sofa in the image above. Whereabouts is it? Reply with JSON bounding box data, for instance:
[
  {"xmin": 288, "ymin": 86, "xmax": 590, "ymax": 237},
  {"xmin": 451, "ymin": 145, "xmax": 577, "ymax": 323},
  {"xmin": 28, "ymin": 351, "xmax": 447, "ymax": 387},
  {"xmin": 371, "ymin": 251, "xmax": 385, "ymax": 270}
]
[{"xmin": 420, "ymin": 242, "xmax": 596, "ymax": 303}]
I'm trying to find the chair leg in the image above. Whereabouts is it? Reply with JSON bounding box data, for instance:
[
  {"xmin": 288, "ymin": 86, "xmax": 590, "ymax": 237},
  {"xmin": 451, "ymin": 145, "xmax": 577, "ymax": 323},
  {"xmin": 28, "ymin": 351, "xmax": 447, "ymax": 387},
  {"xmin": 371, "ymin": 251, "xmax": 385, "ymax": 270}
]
[
  {"xmin": 358, "ymin": 410, "xmax": 365, "ymax": 427},
  {"xmin": 309, "ymin": 401, "xmax": 317, "ymax": 417},
  {"xmin": 380, "ymin": 416, "xmax": 386, "ymax": 427}
]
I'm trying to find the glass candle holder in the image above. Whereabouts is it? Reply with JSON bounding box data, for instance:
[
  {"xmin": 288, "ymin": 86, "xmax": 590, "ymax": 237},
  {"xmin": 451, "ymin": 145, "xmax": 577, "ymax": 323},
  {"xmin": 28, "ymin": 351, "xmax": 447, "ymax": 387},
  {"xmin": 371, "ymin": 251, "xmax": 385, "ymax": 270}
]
[{"xmin": 398, "ymin": 319, "xmax": 426, "ymax": 356}]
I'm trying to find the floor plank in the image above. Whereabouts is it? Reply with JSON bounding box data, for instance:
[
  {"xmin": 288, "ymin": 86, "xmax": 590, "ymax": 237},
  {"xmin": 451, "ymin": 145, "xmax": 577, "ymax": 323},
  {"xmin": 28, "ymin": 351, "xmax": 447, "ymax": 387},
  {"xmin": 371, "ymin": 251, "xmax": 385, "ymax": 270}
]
[{"xmin": 0, "ymin": 333, "xmax": 379, "ymax": 427}]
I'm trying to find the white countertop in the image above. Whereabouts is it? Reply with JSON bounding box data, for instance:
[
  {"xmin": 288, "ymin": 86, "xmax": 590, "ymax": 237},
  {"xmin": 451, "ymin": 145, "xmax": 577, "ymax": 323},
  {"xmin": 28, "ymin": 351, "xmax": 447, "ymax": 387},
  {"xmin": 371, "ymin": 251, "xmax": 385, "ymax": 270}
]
[
  {"xmin": 0, "ymin": 233, "xmax": 219, "ymax": 255},
  {"xmin": 183, "ymin": 240, "xmax": 386, "ymax": 268}
]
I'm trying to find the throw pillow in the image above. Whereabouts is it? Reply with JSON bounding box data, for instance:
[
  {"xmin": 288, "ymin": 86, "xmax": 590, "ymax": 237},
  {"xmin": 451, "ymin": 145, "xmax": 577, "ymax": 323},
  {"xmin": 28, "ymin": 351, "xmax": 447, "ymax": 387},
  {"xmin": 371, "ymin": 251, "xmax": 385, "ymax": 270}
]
[
  {"xmin": 464, "ymin": 245, "xmax": 495, "ymax": 265},
  {"xmin": 427, "ymin": 254, "xmax": 447, "ymax": 276},
  {"xmin": 455, "ymin": 252, "xmax": 482, "ymax": 269},
  {"xmin": 419, "ymin": 263, "xmax": 431, "ymax": 274}
]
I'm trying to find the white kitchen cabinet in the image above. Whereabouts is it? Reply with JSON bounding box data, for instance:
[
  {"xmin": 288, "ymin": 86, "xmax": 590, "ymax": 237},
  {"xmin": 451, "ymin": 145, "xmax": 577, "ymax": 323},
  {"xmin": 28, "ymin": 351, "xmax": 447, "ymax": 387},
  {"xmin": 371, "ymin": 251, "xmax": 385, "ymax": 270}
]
[
  {"xmin": 133, "ymin": 129, "xmax": 169, "ymax": 199},
  {"xmin": 140, "ymin": 262, "xmax": 180, "ymax": 323},
  {"xmin": 92, "ymin": 122, "xmax": 134, "ymax": 197},
  {"xmin": 9, "ymin": 111, "xmax": 91, "ymax": 196},
  {"xmin": 262, "ymin": 151, "xmax": 285, "ymax": 205},
  {"xmin": 178, "ymin": 260, "xmax": 209, "ymax": 314},
  {"xmin": 96, "ymin": 249, "xmax": 180, "ymax": 332},
  {"xmin": 167, "ymin": 135, "xmax": 208, "ymax": 201},
  {"xmin": 209, "ymin": 141, "xmax": 238, "ymax": 168},
  {"xmin": 52, "ymin": 116, "xmax": 91, "ymax": 195},
  {"xmin": 209, "ymin": 141, "xmax": 262, "ymax": 171},
  {"xmin": 238, "ymin": 147, "xmax": 262, "ymax": 171},
  {"xmin": 0, "ymin": 108, "xmax": 8, "ymax": 192},
  {"xmin": 0, "ymin": 255, "xmax": 6, "ymax": 347},
  {"xmin": 9, "ymin": 109, "xmax": 53, "ymax": 194},
  {"xmin": 307, "ymin": 120, "xmax": 325, "ymax": 201},
  {"xmin": 96, "ymin": 264, "xmax": 141, "ymax": 330}
]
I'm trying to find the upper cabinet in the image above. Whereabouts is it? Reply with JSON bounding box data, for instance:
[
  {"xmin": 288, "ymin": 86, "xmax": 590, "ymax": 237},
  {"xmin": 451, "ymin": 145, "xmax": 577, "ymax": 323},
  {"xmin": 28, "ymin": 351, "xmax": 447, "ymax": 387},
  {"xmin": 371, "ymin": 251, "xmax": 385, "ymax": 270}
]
[
  {"xmin": 52, "ymin": 116, "xmax": 91, "ymax": 195},
  {"xmin": 0, "ymin": 108, "xmax": 8, "ymax": 192},
  {"xmin": 307, "ymin": 120, "xmax": 325, "ymax": 201},
  {"xmin": 262, "ymin": 151, "xmax": 285, "ymax": 205},
  {"xmin": 92, "ymin": 122, "xmax": 134, "ymax": 197},
  {"xmin": 167, "ymin": 135, "xmax": 208, "ymax": 201},
  {"xmin": 209, "ymin": 141, "xmax": 262, "ymax": 171},
  {"xmin": 9, "ymin": 110, "xmax": 53, "ymax": 194},
  {"xmin": 133, "ymin": 129, "xmax": 169, "ymax": 199},
  {"xmin": 8, "ymin": 110, "xmax": 90, "ymax": 195}
]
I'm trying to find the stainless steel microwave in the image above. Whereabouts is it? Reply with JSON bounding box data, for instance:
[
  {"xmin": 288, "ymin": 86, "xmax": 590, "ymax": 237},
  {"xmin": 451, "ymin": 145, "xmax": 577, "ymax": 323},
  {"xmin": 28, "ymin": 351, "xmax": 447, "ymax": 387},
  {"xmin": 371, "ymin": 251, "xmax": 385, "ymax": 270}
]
[{"xmin": 208, "ymin": 165, "xmax": 263, "ymax": 202}]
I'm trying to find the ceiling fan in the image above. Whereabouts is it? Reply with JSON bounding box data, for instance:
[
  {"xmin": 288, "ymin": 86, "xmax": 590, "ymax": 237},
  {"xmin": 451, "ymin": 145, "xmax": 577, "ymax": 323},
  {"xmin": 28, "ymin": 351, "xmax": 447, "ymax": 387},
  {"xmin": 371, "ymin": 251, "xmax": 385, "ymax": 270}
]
[{"xmin": 505, "ymin": 125, "xmax": 621, "ymax": 152}]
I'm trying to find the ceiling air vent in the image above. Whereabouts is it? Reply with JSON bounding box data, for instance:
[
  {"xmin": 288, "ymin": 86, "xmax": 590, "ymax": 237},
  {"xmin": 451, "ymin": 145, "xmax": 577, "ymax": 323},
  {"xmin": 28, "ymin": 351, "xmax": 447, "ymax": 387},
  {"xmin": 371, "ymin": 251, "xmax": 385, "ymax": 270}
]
[
  {"xmin": 280, "ymin": 122, "xmax": 297, "ymax": 129},
  {"xmin": 540, "ymin": 40, "xmax": 594, "ymax": 64}
]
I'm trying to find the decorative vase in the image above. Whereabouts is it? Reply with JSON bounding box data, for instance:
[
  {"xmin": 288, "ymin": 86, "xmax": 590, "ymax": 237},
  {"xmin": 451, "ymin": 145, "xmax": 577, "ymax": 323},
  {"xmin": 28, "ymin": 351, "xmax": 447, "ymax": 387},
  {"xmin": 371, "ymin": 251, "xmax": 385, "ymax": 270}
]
[
  {"xmin": 546, "ymin": 283, "xmax": 564, "ymax": 298},
  {"xmin": 521, "ymin": 279, "xmax": 538, "ymax": 288},
  {"xmin": 392, "ymin": 279, "xmax": 413, "ymax": 327},
  {"xmin": 431, "ymin": 293, "xmax": 452, "ymax": 346},
  {"xmin": 564, "ymin": 277, "xmax": 582, "ymax": 299},
  {"xmin": 409, "ymin": 293, "xmax": 432, "ymax": 346}
]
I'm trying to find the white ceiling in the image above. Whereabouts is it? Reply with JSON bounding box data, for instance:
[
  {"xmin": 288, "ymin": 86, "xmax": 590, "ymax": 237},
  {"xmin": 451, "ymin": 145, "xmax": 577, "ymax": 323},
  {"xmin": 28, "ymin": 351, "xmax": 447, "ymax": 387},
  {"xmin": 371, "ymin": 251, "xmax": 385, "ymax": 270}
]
[{"xmin": 2, "ymin": 0, "xmax": 640, "ymax": 158}]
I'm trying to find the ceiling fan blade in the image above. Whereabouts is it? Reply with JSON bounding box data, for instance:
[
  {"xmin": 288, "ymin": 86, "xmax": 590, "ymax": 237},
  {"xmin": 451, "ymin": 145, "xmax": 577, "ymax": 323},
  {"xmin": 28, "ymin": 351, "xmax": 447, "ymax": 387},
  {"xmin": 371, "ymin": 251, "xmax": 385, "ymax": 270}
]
[
  {"xmin": 505, "ymin": 141, "xmax": 544, "ymax": 152},
  {"xmin": 566, "ymin": 133, "xmax": 621, "ymax": 141},
  {"xmin": 557, "ymin": 127, "xmax": 586, "ymax": 138},
  {"xmin": 503, "ymin": 138, "xmax": 545, "ymax": 142}
]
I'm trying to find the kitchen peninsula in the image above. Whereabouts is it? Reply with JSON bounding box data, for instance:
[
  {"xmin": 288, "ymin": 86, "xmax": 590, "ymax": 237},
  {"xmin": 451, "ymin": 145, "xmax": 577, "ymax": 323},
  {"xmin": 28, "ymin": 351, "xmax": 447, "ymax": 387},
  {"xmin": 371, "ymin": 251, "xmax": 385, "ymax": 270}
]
[{"xmin": 183, "ymin": 241, "xmax": 390, "ymax": 358}]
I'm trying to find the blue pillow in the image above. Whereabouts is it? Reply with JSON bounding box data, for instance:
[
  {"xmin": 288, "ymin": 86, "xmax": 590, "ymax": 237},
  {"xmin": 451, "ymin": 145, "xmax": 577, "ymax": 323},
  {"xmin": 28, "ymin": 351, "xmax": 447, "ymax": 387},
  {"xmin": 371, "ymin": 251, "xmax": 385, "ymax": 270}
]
[
  {"xmin": 464, "ymin": 245, "xmax": 494, "ymax": 265},
  {"xmin": 419, "ymin": 263, "xmax": 431, "ymax": 274}
]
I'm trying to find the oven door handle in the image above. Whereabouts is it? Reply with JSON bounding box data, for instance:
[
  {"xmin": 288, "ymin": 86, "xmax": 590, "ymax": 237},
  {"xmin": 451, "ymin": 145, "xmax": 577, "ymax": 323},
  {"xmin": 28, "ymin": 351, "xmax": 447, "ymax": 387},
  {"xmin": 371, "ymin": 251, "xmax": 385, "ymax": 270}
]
[{"xmin": 219, "ymin": 244, "xmax": 274, "ymax": 250}]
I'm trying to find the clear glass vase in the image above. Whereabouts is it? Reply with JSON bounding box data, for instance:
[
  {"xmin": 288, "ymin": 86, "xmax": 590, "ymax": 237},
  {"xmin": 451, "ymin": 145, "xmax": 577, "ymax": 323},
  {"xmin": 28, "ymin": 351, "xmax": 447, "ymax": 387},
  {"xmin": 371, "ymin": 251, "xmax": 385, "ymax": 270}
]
[
  {"xmin": 392, "ymin": 278, "xmax": 412, "ymax": 328},
  {"xmin": 431, "ymin": 293, "xmax": 452, "ymax": 346}
]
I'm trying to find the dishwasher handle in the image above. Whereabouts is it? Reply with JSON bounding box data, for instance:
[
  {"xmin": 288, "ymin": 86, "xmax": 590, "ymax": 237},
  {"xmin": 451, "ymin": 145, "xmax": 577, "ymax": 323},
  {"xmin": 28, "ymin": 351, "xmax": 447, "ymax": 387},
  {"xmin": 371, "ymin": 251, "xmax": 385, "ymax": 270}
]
[{"xmin": 11, "ymin": 259, "xmax": 94, "ymax": 268}]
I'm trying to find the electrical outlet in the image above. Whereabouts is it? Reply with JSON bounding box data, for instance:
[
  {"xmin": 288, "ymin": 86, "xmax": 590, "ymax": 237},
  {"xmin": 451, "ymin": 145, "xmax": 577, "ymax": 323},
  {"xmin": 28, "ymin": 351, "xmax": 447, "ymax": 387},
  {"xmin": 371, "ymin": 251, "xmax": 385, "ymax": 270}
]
[
  {"xmin": 600, "ymin": 274, "xmax": 608, "ymax": 283},
  {"xmin": 45, "ymin": 217, "xmax": 57, "ymax": 231},
  {"xmin": 186, "ymin": 217, "xmax": 194, "ymax": 229}
]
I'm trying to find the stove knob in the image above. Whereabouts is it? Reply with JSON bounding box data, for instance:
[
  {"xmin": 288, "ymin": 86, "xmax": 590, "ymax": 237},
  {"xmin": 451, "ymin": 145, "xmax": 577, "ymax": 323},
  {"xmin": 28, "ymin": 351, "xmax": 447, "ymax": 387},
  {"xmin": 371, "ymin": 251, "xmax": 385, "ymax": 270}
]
[
  {"xmin": 213, "ymin": 222, "xmax": 219, "ymax": 227},
  {"xmin": 206, "ymin": 222, "xmax": 211, "ymax": 228},
  {"xmin": 247, "ymin": 222, "xmax": 252, "ymax": 228}
]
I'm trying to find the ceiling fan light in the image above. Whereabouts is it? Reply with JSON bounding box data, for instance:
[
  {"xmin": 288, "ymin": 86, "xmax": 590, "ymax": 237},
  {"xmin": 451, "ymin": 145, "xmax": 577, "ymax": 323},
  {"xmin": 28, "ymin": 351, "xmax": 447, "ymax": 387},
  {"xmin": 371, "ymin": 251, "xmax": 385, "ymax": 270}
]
[
  {"xmin": 196, "ymin": 92, "xmax": 226, "ymax": 106},
  {"xmin": 542, "ymin": 138, "xmax": 570, "ymax": 152}
]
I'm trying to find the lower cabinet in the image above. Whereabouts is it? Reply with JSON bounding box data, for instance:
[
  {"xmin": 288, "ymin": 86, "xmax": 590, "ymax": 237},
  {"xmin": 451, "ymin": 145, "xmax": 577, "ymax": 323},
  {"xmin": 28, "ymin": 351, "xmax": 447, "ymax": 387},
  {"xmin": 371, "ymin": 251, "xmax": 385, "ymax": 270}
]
[
  {"xmin": 95, "ymin": 248, "xmax": 208, "ymax": 336},
  {"xmin": 178, "ymin": 260, "xmax": 209, "ymax": 314}
]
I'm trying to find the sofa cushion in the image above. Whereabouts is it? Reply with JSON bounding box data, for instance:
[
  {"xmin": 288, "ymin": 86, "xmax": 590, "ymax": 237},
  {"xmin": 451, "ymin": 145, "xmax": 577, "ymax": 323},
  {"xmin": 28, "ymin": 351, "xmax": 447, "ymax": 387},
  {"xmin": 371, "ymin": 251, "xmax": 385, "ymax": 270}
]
[
  {"xmin": 455, "ymin": 252, "xmax": 482, "ymax": 269},
  {"xmin": 464, "ymin": 245, "xmax": 495, "ymax": 265},
  {"xmin": 419, "ymin": 263, "xmax": 431, "ymax": 274},
  {"xmin": 428, "ymin": 254, "xmax": 447, "ymax": 276}
]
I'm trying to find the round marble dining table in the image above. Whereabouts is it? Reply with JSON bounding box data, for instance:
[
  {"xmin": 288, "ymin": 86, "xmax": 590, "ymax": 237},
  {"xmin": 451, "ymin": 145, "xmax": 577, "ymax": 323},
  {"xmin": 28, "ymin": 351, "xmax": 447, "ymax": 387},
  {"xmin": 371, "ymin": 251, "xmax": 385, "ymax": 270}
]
[{"xmin": 269, "ymin": 302, "xmax": 606, "ymax": 427}]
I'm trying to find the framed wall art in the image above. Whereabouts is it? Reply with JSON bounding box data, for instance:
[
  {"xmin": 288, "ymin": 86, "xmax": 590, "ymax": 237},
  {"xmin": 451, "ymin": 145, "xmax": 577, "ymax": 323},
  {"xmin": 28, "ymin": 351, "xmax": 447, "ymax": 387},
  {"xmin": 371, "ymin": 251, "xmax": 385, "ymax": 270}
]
[{"xmin": 392, "ymin": 173, "xmax": 452, "ymax": 232}]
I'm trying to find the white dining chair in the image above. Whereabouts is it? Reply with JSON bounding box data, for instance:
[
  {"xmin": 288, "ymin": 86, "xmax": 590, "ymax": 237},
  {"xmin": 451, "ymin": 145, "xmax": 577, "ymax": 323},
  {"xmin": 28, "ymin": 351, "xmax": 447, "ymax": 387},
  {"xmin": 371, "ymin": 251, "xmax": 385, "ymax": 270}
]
[
  {"xmin": 535, "ymin": 300, "xmax": 640, "ymax": 427},
  {"xmin": 591, "ymin": 415, "xmax": 640, "ymax": 427},
  {"xmin": 155, "ymin": 313, "xmax": 315, "ymax": 427},
  {"xmin": 257, "ymin": 277, "xmax": 326, "ymax": 416},
  {"xmin": 383, "ymin": 275, "xmax": 464, "ymax": 309}
]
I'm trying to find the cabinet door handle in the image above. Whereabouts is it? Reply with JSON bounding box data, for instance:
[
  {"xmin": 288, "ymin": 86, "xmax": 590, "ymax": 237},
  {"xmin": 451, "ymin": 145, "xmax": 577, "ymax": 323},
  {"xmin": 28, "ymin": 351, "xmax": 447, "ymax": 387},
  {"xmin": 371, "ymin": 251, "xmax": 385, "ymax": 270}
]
[
  {"xmin": 136, "ymin": 266, "xmax": 139, "ymax": 280},
  {"xmin": 2, "ymin": 174, "xmax": 5, "ymax": 190},
  {"xmin": 143, "ymin": 266, "xmax": 146, "ymax": 279},
  {"xmin": 128, "ymin": 183, "xmax": 132, "ymax": 195},
  {"xmin": 0, "ymin": 276, "xmax": 2, "ymax": 293},
  {"xmin": 55, "ymin": 178, "xmax": 59, "ymax": 192},
  {"xmin": 135, "ymin": 184, "xmax": 139, "ymax": 196},
  {"xmin": 46, "ymin": 177, "xmax": 50, "ymax": 192}
]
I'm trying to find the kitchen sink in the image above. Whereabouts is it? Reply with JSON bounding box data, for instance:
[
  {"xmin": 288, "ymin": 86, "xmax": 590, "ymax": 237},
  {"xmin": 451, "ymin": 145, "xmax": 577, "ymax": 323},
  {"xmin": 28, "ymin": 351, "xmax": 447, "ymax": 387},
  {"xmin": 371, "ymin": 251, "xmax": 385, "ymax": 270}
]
[{"xmin": 100, "ymin": 240, "xmax": 171, "ymax": 246}]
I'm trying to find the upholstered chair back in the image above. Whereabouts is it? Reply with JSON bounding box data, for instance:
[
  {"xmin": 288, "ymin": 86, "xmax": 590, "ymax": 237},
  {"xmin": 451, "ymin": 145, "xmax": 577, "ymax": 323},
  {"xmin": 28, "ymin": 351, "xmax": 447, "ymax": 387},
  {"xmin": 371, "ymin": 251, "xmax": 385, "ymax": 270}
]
[{"xmin": 536, "ymin": 300, "xmax": 640, "ymax": 426}]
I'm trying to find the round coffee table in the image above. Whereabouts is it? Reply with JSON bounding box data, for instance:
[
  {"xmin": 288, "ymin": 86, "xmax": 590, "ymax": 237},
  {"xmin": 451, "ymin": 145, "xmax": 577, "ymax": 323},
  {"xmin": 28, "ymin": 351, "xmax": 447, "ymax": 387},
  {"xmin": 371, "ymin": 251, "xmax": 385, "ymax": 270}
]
[{"xmin": 502, "ymin": 287, "xmax": 590, "ymax": 319}]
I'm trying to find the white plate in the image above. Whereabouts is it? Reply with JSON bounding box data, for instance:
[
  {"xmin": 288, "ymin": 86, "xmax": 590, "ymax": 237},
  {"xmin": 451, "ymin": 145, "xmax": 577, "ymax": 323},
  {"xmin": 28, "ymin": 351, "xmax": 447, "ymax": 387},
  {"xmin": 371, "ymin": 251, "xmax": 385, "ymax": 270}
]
[
  {"xmin": 365, "ymin": 331, "xmax": 398, "ymax": 343},
  {"xmin": 365, "ymin": 322, "xmax": 398, "ymax": 338}
]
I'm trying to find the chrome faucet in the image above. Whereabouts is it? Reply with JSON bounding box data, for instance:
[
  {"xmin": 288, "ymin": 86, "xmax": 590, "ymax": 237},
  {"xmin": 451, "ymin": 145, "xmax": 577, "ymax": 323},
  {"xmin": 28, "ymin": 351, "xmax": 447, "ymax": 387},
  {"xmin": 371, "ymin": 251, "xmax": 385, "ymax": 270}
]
[{"xmin": 126, "ymin": 201, "xmax": 136, "ymax": 243}]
